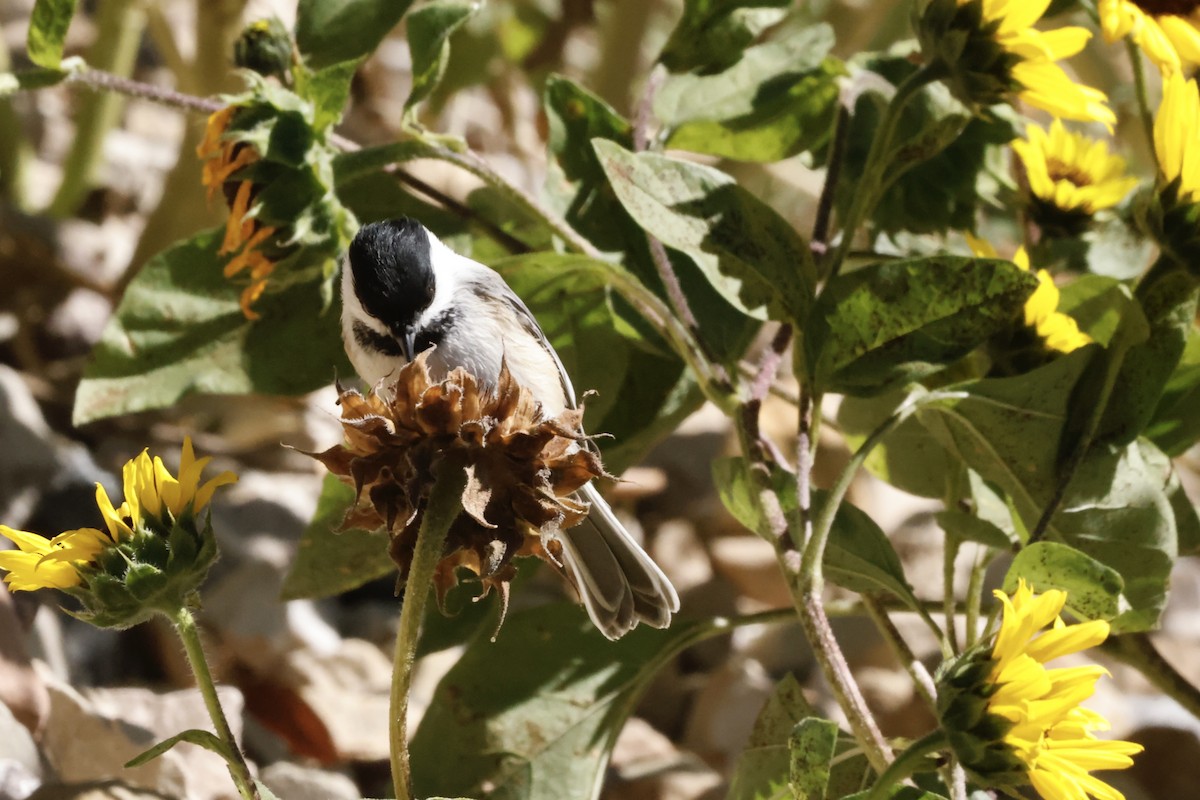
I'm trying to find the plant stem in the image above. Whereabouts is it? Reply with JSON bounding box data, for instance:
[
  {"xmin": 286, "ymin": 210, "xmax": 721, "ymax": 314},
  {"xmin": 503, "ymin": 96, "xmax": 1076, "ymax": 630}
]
[
  {"xmin": 0, "ymin": 33, "xmax": 33, "ymax": 207},
  {"xmin": 795, "ymin": 587, "xmax": 894, "ymax": 772},
  {"xmin": 804, "ymin": 392, "xmax": 943, "ymax": 587},
  {"xmin": 823, "ymin": 64, "xmax": 941, "ymax": 280},
  {"xmin": 964, "ymin": 549, "xmax": 990, "ymax": 649},
  {"xmin": 168, "ymin": 607, "xmax": 259, "ymax": 800},
  {"xmin": 1103, "ymin": 633, "xmax": 1200, "ymax": 721},
  {"xmin": 48, "ymin": 0, "xmax": 148, "ymax": 217},
  {"xmin": 1127, "ymin": 39, "xmax": 1158, "ymax": 170},
  {"xmin": 863, "ymin": 730, "xmax": 946, "ymax": 800},
  {"xmin": 414, "ymin": 138, "xmax": 601, "ymax": 258},
  {"xmin": 943, "ymin": 534, "xmax": 961, "ymax": 654},
  {"xmin": 390, "ymin": 459, "xmax": 468, "ymax": 800},
  {"xmin": 862, "ymin": 594, "xmax": 937, "ymax": 711}
]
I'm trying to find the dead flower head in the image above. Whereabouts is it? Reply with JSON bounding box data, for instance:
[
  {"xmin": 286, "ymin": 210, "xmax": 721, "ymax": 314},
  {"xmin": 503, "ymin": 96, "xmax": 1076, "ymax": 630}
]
[{"xmin": 311, "ymin": 350, "xmax": 608, "ymax": 608}]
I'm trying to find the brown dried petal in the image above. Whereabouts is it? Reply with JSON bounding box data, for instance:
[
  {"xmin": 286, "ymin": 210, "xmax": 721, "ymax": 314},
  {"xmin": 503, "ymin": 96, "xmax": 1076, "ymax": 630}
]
[{"xmin": 460, "ymin": 464, "xmax": 497, "ymax": 529}]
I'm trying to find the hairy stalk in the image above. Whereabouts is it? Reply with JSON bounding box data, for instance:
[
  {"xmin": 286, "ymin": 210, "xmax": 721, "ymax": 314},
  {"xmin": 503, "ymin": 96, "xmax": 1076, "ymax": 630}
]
[
  {"xmin": 812, "ymin": 104, "xmax": 850, "ymax": 255},
  {"xmin": 964, "ymin": 548, "xmax": 991, "ymax": 648},
  {"xmin": 1127, "ymin": 39, "xmax": 1157, "ymax": 169},
  {"xmin": 169, "ymin": 607, "xmax": 260, "ymax": 800},
  {"xmin": 48, "ymin": 0, "xmax": 148, "ymax": 217},
  {"xmin": 824, "ymin": 64, "xmax": 942, "ymax": 280},
  {"xmin": 603, "ymin": 266, "xmax": 738, "ymax": 413},
  {"xmin": 863, "ymin": 730, "xmax": 946, "ymax": 800},
  {"xmin": 390, "ymin": 460, "xmax": 468, "ymax": 800},
  {"xmin": 0, "ymin": 34, "xmax": 33, "ymax": 206},
  {"xmin": 796, "ymin": 587, "xmax": 894, "ymax": 772},
  {"xmin": 862, "ymin": 594, "xmax": 937, "ymax": 710},
  {"xmin": 943, "ymin": 535, "xmax": 961, "ymax": 654}
]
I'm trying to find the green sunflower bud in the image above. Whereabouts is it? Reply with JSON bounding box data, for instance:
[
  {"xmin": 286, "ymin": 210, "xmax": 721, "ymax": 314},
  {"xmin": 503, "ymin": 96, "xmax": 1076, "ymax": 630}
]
[
  {"xmin": 234, "ymin": 18, "xmax": 295, "ymax": 82},
  {"xmin": 915, "ymin": 0, "xmax": 1017, "ymax": 111},
  {"xmin": 934, "ymin": 649, "xmax": 1028, "ymax": 787},
  {"xmin": 66, "ymin": 513, "xmax": 219, "ymax": 629}
]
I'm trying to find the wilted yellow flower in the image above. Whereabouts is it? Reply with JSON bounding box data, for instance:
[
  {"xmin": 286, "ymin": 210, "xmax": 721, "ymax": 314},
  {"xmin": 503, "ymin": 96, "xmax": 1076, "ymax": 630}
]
[
  {"xmin": 938, "ymin": 581, "xmax": 1142, "ymax": 800},
  {"xmin": 918, "ymin": 0, "xmax": 1115, "ymax": 125},
  {"xmin": 312, "ymin": 350, "xmax": 607, "ymax": 610},
  {"xmin": 0, "ymin": 438, "xmax": 235, "ymax": 613},
  {"xmin": 1013, "ymin": 120, "xmax": 1138, "ymax": 221},
  {"xmin": 1154, "ymin": 70, "xmax": 1200, "ymax": 204},
  {"xmin": 1099, "ymin": 0, "xmax": 1200, "ymax": 74},
  {"xmin": 967, "ymin": 236, "xmax": 1092, "ymax": 353},
  {"xmin": 197, "ymin": 106, "xmax": 282, "ymax": 320}
]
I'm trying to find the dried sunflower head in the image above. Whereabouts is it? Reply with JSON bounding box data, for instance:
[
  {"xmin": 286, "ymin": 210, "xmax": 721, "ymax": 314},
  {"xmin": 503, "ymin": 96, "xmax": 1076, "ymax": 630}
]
[{"xmin": 311, "ymin": 350, "xmax": 609, "ymax": 607}]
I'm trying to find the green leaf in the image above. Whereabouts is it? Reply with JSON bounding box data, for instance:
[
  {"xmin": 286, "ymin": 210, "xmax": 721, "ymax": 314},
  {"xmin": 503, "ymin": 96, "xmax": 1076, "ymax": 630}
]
[
  {"xmin": 656, "ymin": 26, "xmax": 842, "ymax": 163},
  {"xmin": 255, "ymin": 781, "xmax": 282, "ymax": 800},
  {"xmin": 294, "ymin": 0, "xmax": 417, "ymax": 69},
  {"xmin": 1145, "ymin": 309, "xmax": 1200, "ymax": 456},
  {"xmin": 1096, "ymin": 261, "xmax": 1200, "ymax": 446},
  {"xmin": 806, "ymin": 256, "xmax": 1038, "ymax": 395},
  {"xmin": 299, "ymin": 59, "xmax": 359, "ymax": 132},
  {"xmin": 544, "ymin": 77, "xmax": 759, "ymax": 367},
  {"xmin": 935, "ymin": 509, "xmax": 1016, "ymax": 550},
  {"xmin": 839, "ymin": 388, "xmax": 965, "ymax": 499},
  {"xmin": 658, "ymin": 0, "xmax": 790, "ymax": 74},
  {"xmin": 1168, "ymin": 468, "xmax": 1200, "ymax": 556},
  {"xmin": 918, "ymin": 359, "xmax": 1178, "ymax": 631},
  {"xmin": 281, "ymin": 474, "xmax": 392, "ymax": 600},
  {"xmin": 593, "ymin": 139, "xmax": 815, "ymax": 326},
  {"xmin": 73, "ymin": 229, "xmax": 351, "ymax": 425},
  {"xmin": 0, "ymin": 65, "xmax": 72, "ymax": 96},
  {"xmin": 727, "ymin": 674, "xmax": 819, "ymax": 800},
  {"xmin": 1004, "ymin": 542, "xmax": 1124, "ymax": 621},
  {"xmin": 711, "ymin": 457, "xmax": 922, "ymax": 611},
  {"xmin": 125, "ymin": 729, "xmax": 230, "ymax": 768},
  {"xmin": 405, "ymin": 0, "xmax": 477, "ymax": 113},
  {"xmin": 27, "ymin": 0, "xmax": 77, "ymax": 68},
  {"xmin": 1056, "ymin": 274, "xmax": 1132, "ymax": 347},
  {"xmin": 789, "ymin": 717, "xmax": 840, "ymax": 800},
  {"xmin": 410, "ymin": 604, "xmax": 719, "ymax": 800},
  {"xmin": 834, "ymin": 58, "xmax": 1015, "ymax": 236}
]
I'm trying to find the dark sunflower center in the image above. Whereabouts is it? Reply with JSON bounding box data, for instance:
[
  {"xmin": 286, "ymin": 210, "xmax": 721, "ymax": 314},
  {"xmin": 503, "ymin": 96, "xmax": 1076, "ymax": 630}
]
[
  {"xmin": 1046, "ymin": 158, "xmax": 1093, "ymax": 188},
  {"xmin": 1131, "ymin": 0, "xmax": 1199, "ymax": 16}
]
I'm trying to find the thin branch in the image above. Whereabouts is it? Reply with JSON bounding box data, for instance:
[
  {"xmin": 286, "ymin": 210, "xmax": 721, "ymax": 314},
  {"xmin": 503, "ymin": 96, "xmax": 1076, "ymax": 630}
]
[
  {"xmin": 863, "ymin": 594, "xmax": 937, "ymax": 710},
  {"xmin": 751, "ymin": 324, "xmax": 793, "ymax": 403},
  {"xmin": 633, "ymin": 65, "xmax": 665, "ymax": 153},
  {"xmin": 66, "ymin": 69, "xmax": 222, "ymax": 114},
  {"xmin": 812, "ymin": 105, "xmax": 849, "ymax": 253}
]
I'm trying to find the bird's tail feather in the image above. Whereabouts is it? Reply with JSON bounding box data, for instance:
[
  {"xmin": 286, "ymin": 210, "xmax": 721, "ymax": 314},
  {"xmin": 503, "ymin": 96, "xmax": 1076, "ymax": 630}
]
[{"xmin": 557, "ymin": 483, "xmax": 680, "ymax": 640}]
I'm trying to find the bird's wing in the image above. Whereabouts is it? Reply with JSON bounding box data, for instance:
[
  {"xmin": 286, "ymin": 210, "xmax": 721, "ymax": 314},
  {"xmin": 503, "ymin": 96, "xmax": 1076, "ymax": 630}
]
[{"xmin": 496, "ymin": 284, "xmax": 579, "ymax": 410}]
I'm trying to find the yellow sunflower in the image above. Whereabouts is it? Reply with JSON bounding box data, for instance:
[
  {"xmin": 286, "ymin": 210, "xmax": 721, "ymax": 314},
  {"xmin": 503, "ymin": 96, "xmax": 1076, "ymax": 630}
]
[
  {"xmin": 1154, "ymin": 70, "xmax": 1200, "ymax": 203},
  {"xmin": 937, "ymin": 580, "xmax": 1142, "ymax": 800},
  {"xmin": 920, "ymin": 0, "xmax": 1116, "ymax": 125},
  {"xmin": 967, "ymin": 235, "xmax": 1093, "ymax": 352},
  {"xmin": 1099, "ymin": 0, "xmax": 1200, "ymax": 73},
  {"xmin": 987, "ymin": 581, "xmax": 1143, "ymax": 800},
  {"xmin": 1013, "ymin": 119, "xmax": 1139, "ymax": 218},
  {"xmin": 0, "ymin": 438, "xmax": 236, "ymax": 594}
]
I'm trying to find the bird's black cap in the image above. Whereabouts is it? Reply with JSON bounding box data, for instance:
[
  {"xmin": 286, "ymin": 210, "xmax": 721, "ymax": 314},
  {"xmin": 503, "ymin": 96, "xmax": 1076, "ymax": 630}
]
[{"xmin": 347, "ymin": 217, "xmax": 436, "ymax": 332}]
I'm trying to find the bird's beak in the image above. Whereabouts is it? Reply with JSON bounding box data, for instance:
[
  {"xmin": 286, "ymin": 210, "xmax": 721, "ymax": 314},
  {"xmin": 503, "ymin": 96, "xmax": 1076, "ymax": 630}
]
[{"xmin": 400, "ymin": 326, "xmax": 417, "ymax": 362}]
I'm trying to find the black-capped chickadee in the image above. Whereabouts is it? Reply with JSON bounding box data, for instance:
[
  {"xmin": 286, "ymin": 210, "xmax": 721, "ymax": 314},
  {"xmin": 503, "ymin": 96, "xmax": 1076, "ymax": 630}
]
[{"xmin": 341, "ymin": 217, "xmax": 680, "ymax": 639}]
